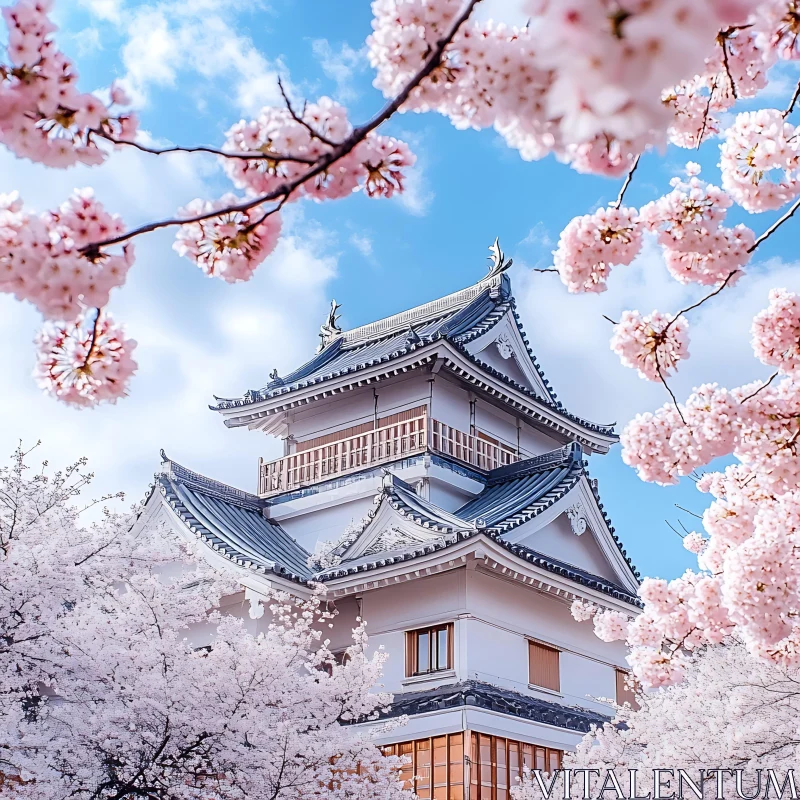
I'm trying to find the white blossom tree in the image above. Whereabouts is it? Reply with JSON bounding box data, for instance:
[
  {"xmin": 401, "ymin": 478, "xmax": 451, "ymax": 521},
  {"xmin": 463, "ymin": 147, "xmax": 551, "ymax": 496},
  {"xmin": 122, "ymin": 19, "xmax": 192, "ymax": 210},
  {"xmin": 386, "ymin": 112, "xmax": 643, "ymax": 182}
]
[
  {"xmin": 0, "ymin": 445, "xmax": 409, "ymax": 799},
  {"xmin": 513, "ymin": 638, "xmax": 800, "ymax": 799}
]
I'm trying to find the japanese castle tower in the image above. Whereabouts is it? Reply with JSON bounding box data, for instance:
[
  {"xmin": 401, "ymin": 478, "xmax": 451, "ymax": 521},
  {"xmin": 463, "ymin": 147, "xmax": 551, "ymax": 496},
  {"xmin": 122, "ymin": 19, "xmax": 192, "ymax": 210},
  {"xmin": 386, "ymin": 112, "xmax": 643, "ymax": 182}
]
[{"xmin": 141, "ymin": 243, "xmax": 641, "ymax": 799}]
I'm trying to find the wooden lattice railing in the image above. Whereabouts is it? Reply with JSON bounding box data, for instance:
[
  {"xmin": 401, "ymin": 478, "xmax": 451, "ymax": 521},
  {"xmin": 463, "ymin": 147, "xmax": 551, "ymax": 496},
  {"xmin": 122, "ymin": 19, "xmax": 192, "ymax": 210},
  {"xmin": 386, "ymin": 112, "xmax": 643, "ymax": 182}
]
[{"xmin": 258, "ymin": 409, "xmax": 518, "ymax": 497}]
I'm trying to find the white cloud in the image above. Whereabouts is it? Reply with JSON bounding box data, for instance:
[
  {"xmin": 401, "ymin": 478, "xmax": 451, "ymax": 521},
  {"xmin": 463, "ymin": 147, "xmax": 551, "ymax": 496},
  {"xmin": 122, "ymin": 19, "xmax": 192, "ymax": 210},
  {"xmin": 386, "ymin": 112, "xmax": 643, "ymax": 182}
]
[
  {"xmin": 108, "ymin": 0, "xmax": 282, "ymax": 113},
  {"xmin": 396, "ymin": 157, "xmax": 435, "ymax": 216},
  {"xmin": 311, "ymin": 39, "xmax": 366, "ymax": 103},
  {"xmin": 519, "ymin": 221, "xmax": 553, "ymax": 250},
  {"xmin": 0, "ymin": 129, "xmax": 337, "ymax": 507},
  {"xmin": 349, "ymin": 231, "xmax": 374, "ymax": 259},
  {"xmin": 78, "ymin": 0, "xmax": 125, "ymax": 23},
  {"xmin": 514, "ymin": 238, "xmax": 800, "ymax": 429}
]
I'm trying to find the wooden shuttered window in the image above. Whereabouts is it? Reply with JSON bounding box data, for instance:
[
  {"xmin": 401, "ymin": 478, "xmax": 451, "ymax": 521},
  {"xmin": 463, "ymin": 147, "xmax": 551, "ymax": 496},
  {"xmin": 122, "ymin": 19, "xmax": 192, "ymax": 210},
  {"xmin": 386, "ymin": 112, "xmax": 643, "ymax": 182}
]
[
  {"xmin": 528, "ymin": 640, "xmax": 560, "ymax": 692},
  {"xmin": 406, "ymin": 623, "xmax": 454, "ymax": 677},
  {"xmin": 615, "ymin": 668, "xmax": 639, "ymax": 709}
]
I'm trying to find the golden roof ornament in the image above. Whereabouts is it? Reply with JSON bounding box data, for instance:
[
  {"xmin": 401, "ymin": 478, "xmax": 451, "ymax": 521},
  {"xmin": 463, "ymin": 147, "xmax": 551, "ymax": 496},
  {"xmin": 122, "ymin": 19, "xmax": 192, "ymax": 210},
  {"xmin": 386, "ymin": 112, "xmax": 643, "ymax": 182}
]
[
  {"xmin": 486, "ymin": 237, "xmax": 513, "ymax": 279},
  {"xmin": 317, "ymin": 299, "xmax": 342, "ymax": 353}
]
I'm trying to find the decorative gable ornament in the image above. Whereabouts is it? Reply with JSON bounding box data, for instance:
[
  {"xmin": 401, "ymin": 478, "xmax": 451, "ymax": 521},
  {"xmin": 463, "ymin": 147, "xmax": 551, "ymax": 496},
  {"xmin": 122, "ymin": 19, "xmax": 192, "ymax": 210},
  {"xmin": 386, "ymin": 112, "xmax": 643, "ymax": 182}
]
[
  {"xmin": 317, "ymin": 299, "xmax": 343, "ymax": 353},
  {"xmin": 566, "ymin": 503, "xmax": 588, "ymax": 536},
  {"xmin": 495, "ymin": 332, "xmax": 514, "ymax": 360}
]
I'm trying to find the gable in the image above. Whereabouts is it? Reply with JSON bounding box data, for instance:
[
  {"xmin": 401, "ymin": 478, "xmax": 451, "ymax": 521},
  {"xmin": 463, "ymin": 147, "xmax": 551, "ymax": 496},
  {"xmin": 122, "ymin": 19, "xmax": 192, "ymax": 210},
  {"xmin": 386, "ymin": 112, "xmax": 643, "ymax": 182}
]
[
  {"xmin": 495, "ymin": 476, "xmax": 640, "ymax": 594},
  {"xmin": 511, "ymin": 513, "xmax": 620, "ymax": 584},
  {"xmin": 465, "ymin": 310, "xmax": 550, "ymax": 399}
]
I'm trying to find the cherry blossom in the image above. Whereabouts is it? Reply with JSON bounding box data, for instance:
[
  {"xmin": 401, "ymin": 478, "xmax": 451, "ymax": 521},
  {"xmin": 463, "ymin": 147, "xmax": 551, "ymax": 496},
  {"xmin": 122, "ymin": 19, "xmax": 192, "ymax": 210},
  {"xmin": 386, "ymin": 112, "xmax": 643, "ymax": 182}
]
[
  {"xmin": 223, "ymin": 98, "xmax": 414, "ymax": 203},
  {"xmin": 610, "ymin": 310, "xmax": 689, "ymax": 382},
  {"xmin": 754, "ymin": 0, "xmax": 800, "ymax": 60},
  {"xmin": 33, "ymin": 311, "xmax": 137, "ymax": 407},
  {"xmin": 0, "ymin": 188, "xmax": 133, "ymax": 320},
  {"xmin": 174, "ymin": 195, "xmax": 283, "ymax": 283},
  {"xmin": 751, "ymin": 288, "xmax": 800, "ymax": 373},
  {"xmin": 719, "ymin": 109, "xmax": 800, "ymax": 212},
  {"xmin": 0, "ymin": 0, "xmax": 136, "ymax": 167},
  {"xmin": 553, "ymin": 206, "xmax": 642, "ymax": 294},
  {"xmin": 0, "ymin": 447, "xmax": 410, "ymax": 798},
  {"xmin": 513, "ymin": 640, "xmax": 800, "ymax": 800}
]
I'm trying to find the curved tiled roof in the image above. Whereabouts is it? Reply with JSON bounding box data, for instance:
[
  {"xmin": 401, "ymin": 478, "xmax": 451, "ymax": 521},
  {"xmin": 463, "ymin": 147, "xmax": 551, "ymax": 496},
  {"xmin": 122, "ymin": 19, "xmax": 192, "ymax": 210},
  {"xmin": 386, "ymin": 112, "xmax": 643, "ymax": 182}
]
[
  {"xmin": 158, "ymin": 460, "xmax": 311, "ymax": 582},
  {"xmin": 152, "ymin": 447, "xmax": 640, "ymax": 606},
  {"xmin": 373, "ymin": 679, "xmax": 610, "ymax": 732},
  {"xmin": 211, "ymin": 279, "xmax": 615, "ymax": 447}
]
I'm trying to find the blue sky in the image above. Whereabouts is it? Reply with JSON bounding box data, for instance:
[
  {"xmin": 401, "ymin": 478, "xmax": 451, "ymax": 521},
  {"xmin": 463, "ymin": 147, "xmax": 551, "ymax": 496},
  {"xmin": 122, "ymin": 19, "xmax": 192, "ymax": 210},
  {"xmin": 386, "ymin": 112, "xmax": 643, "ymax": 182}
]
[{"xmin": 1, "ymin": 0, "xmax": 799, "ymax": 581}]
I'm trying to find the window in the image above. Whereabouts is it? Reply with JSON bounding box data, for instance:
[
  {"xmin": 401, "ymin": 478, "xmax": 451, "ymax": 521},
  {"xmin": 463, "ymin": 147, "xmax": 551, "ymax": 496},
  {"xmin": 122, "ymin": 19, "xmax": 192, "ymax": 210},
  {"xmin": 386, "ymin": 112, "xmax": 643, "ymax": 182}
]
[
  {"xmin": 381, "ymin": 733, "xmax": 465, "ymax": 800},
  {"xmin": 528, "ymin": 640, "xmax": 560, "ymax": 692},
  {"xmin": 615, "ymin": 668, "xmax": 639, "ymax": 709},
  {"xmin": 406, "ymin": 623, "xmax": 453, "ymax": 676},
  {"xmin": 469, "ymin": 733, "xmax": 563, "ymax": 800}
]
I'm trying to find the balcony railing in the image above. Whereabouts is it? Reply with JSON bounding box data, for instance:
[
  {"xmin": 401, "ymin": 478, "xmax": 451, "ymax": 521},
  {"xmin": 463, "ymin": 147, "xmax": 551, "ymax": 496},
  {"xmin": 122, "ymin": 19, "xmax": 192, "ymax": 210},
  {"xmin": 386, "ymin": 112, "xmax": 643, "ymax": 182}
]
[{"xmin": 258, "ymin": 410, "xmax": 519, "ymax": 498}]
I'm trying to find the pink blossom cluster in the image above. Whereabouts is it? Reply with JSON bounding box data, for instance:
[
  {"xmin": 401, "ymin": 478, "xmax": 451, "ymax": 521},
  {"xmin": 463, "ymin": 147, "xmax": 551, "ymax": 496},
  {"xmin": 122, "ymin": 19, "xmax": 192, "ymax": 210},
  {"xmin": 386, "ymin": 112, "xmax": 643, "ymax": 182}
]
[
  {"xmin": 34, "ymin": 311, "xmax": 137, "ymax": 406},
  {"xmin": 0, "ymin": 188, "xmax": 133, "ymax": 319},
  {"xmin": 173, "ymin": 195, "xmax": 282, "ymax": 283},
  {"xmin": 610, "ymin": 310, "xmax": 690, "ymax": 382},
  {"xmin": 621, "ymin": 383, "xmax": 741, "ymax": 484},
  {"xmin": 223, "ymin": 98, "xmax": 414, "ymax": 203},
  {"xmin": 0, "ymin": 0, "xmax": 136, "ymax": 167},
  {"xmin": 368, "ymin": 0, "xmax": 760, "ymax": 176},
  {"xmin": 553, "ymin": 206, "xmax": 643, "ymax": 293},
  {"xmin": 751, "ymin": 288, "xmax": 800, "ymax": 373},
  {"xmin": 640, "ymin": 173, "xmax": 754, "ymax": 285},
  {"xmin": 665, "ymin": 27, "xmax": 772, "ymax": 149},
  {"xmin": 719, "ymin": 109, "xmax": 800, "ymax": 212},
  {"xmin": 754, "ymin": 0, "xmax": 800, "ymax": 60}
]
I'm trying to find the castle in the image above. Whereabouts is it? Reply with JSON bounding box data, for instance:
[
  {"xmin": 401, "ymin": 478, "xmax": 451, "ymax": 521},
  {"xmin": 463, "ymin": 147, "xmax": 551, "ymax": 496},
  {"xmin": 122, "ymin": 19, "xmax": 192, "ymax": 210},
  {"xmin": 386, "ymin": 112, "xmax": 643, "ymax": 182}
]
[{"xmin": 139, "ymin": 243, "xmax": 640, "ymax": 799}]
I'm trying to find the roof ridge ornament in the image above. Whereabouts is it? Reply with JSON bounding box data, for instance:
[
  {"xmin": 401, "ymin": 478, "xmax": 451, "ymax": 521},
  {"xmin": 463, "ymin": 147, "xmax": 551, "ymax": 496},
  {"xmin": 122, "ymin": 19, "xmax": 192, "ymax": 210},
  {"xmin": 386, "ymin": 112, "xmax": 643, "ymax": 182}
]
[
  {"xmin": 317, "ymin": 299, "xmax": 342, "ymax": 353},
  {"xmin": 487, "ymin": 237, "xmax": 513, "ymax": 279}
]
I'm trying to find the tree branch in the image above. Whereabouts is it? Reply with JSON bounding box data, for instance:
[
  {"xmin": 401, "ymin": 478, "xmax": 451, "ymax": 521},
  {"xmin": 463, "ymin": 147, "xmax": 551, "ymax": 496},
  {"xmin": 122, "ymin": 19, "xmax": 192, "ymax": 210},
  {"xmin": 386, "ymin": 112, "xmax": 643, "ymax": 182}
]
[
  {"xmin": 90, "ymin": 130, "xmax": 316, "ymax": 164},
  {"xmin": 740, "ymin": 370, "xmax": 779, "ymax": 402},
  {"xmin": 81, "ymin": 0, "xmax": 482, "ymax": 256},
  {"xmin": 784, "ymin": 78, "xmax": 800, "ymax": 118},
  {"xmin": 277, "ymin": 77, "xmax": 339, "ymax": 148},
  {"xmin": 612, "ymin": 154, "xmax": 640, "ymax": 209},
  {"xmin": 749, "ymin": 194, "xmax": 800, "ymax": 251}
]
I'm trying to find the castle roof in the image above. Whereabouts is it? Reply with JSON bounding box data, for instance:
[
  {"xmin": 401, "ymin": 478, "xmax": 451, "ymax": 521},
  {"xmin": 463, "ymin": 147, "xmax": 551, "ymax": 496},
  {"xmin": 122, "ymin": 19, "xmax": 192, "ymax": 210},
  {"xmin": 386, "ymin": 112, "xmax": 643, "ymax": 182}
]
[
  {"xmin": 210, "ymin": 274, "xmax": 617, "ymax": 452},
  {"xmin": 149, "ymin": 446, "xmax": 640, "ymax": 608}
]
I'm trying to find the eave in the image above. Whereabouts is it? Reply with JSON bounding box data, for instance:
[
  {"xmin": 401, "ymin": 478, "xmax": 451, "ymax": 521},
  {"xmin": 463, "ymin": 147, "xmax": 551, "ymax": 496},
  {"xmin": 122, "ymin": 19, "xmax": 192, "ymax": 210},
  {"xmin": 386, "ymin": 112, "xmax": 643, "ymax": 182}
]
[{"xmin": 214, "ymin": 340, "xmax": 617, "ymax": 453}]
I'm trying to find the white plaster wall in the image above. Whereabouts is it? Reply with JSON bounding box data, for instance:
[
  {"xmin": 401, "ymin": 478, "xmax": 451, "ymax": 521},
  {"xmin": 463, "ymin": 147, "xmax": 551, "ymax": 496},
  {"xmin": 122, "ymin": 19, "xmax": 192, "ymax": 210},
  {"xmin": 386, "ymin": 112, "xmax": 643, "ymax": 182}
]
[
  {"xmin": 278, "ymin": 493, "xmax": 375, "ymax": 551},
  {"xmin": 430, "ymin": 377, "xmax": 471, "ymax": 431},
  {"xmin": 519, "ymin": 425, "xmax": 562, "ymax": 457},
  {"xmin": 513, "ymin": 514, "xmax": 619, "ymax": 583}
]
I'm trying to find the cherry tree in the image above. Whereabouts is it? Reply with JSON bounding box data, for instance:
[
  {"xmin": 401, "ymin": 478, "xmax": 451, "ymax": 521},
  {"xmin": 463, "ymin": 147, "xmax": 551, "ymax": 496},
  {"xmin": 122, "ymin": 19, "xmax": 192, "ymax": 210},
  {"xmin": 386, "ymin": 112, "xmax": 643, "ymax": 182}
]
[
  {"xmin": 0, "ymin": 445, "xmax": 409, "ymax": 799},
  {"xmin": 5, "ymin": 0, "xmax": 800, "ymax": 693},
  {"xmin": 512, "ymin": 639, "xmax": 800, "ymax": 799}
]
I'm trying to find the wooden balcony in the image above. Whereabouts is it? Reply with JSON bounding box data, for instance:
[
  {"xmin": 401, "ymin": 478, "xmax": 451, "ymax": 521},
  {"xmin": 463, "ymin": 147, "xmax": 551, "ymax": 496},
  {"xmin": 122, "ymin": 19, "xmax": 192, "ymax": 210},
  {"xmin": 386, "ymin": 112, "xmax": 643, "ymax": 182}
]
[{"xmin": 258, "ymin": 410, "xmax": 519, "ymax": 498}]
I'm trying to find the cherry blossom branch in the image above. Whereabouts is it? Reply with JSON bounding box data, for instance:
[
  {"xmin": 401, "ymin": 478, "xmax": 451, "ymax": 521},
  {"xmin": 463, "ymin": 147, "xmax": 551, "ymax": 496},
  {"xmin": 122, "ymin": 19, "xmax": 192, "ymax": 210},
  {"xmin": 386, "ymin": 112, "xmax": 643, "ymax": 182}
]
[
  {"xmin": 740, "ymin": 370, "xmax": 779, "ymax": 402},
  {"xmin": 717, "ymin": 30, "xmax": 738, "ymax": 100},
  {"xmin": 90, "ymin": 130, "xmax": 315, "ymax": 164},
  {"xmin": 277, "ymin": 77, "xmax": 339, "ymax": 148},
  {"xmin": 749, "ymin": 194, "xmax": 800, "ymax": 251},
  {"xmin": 696, "ymin": 78, "xmax": 717, "ymax": 149},
  {"xmin": 80, "ymin": 0, "xmax": 482, "ymax": 257},
  {"xmin": 655, "ymin": 349, "xmax": 686, "ymax": 423},
  {"xmin": 612, "ymin": 154, "xmax": 641, "ymax": 209},
  {"xmin": 80, "ymin": 308, "xmax": 102, "ymax": 371},
  {"xmin": 784, "ymin": 79, "xmax": 800, "ymax": 118}
]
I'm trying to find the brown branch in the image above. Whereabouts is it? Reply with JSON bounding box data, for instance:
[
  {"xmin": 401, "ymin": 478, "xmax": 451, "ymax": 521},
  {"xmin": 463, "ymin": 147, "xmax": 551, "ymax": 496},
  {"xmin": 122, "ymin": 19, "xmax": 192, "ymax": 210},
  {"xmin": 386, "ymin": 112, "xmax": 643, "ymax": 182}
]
[
  {"xmin": 277, "ymin": 77, "xmax": 339, "ymax": 148},
  {"xmin": 90, "ymin": 130, "xmax": 316, "ymax": 164},
  {"xmin": 749, "ymin": 194, "xmax": 800, "ymax": 251},
  {"xmin": 664, "ymin": 270, "xmax": 739, "ymax": 334},
  {"xmin": 531, "ymin": 267, "xmax": 559, "ymax": 273},
  {"xmin": 784, "ymin": 78, "xmax": 800, "ymax": 118},
  {"xmin": 655, "ymin": 350, "xmax": 686, "ymax": 424},
  {"xmin": 718, "ymin": 31, "xmax": 738, "ymax": 100},
  {"xmin": 80, "ymin": 308, "xmax": 102, "ymax": 370},
  {"xmin": 602, "ymin": 314, "xmax": 618, "ymax": 325},
  {"xmin": 612, "ymin": 154, "xmax": 640, "ymax": 209},
  {"xmin": 740, "ymin": 370, "xmax": 779, "ymax": 402},
  {"xmin": 696, "ymin": 78, "xmax": 716, "ymax": 149},
  {"xmin": 80, "ymin": 0, "xmax": 482, "ymax": 255}
]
